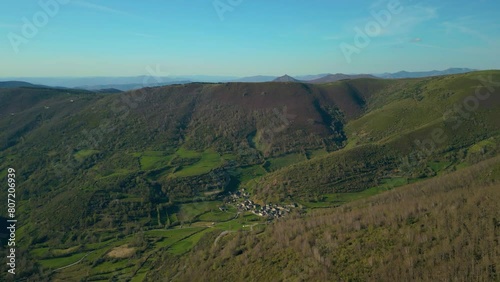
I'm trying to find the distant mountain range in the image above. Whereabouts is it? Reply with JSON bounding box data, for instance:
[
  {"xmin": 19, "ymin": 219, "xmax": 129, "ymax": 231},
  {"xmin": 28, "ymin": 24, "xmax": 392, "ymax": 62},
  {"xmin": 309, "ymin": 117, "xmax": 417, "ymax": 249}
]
[
  {"xmin": 74, "ymin": 81, "xmax": 191, "ymax": 91},
  {"xmin": 0, "ymin": 76, "xmax": 198, "ymax": 91},
  {"xmin": 264, "ymin": 68, "xmax": 476, "ymax": 83},
  {"xmin": 271, "ymin": 74, "xmax": 376, "ymax": 83},
  {"xmin": 376, "ymin": 68, "xmax": 476, "ymax": 79},
  {"xmin": 0, "ymin": 81, "xmax": 49, "ymax": 89},
  {"xmin": 295, "ymin": 74, "xmax": 331, "ymax": 81},
  {"xmin": 230, "ymin": 76, "xmax": 277, "ymax": 83},
  {"xmin": 1, "ymin": 68, "xmax": 479, "ymax": 90},
  {"xmin": 0, "ymin": 81, "xmax": 123, "ymax": 93},
  {"xmin": 307, "ymin": 73, "xmax": 376, "ymax": 83}
]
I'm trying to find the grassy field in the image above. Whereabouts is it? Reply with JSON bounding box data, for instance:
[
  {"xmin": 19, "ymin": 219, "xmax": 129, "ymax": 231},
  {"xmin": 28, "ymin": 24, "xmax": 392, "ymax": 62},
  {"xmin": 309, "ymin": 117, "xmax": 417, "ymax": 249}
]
[
  {"xmin": 139, "ymin": 151, "xmax": 174, "ymax": 170},
  {"xmin": 174, "ymin": 153, "xmax": 220, "ymax": 177},
  {"xmin": 74, "ymin": 149, "xmax": 100, "ymax": 161},
  {"xmin": 131, "ymin": 271, "xmax": 148, "ymax": 282},
  {"xmin": 172, "ymin": 201, "xmax": 223, "ymax": 223},
  {"xmin": 427, "ymin": 161, "xmax": 452, "ymax": 173},
  {"xmin": 198, "ymin": 210, "xmax": 237, "ymax": 222},
  {"xmin": 39, "ymin": 252, "xmax": 88, "ymax": 269},
  {"xmin": 306, "ymin": 148, "xmax": 329, "ymax": 159},
  {"xmin": 300, "ymin": 177, "xmax": 410, "ymax": 208},
  {"xmin": 30, "ymin": 247, "xmax": 50, "ymax": 259},
  {"xmin": 175, "ymin": 147, "xmax": 202, "ymax": 159},
  {"xmin": 264, "ymin": 153, "xmax": 307, "ymax": 172},
  {"xmin": 237, "ymin": 165, "xmax": 267, "ymax": 184},
  {"xmin": 168, "ymin": 148, "xmax": 234, "ymax": 177},
  {"xmin": 468, "ymin": 137, "xmax": 497, "ymax": 153},
  {"xmin": 167, "ymin": 228, "xmax": 212, "ymax": 255},
  {"xmin": 48, "ymin": 226, "xmax": 212, "ymax": 280},
  {"xmin": 133, "ymin": 148, "xmax": 231, "ymax": 177},
  {"xmin": 46, "ymin": 212, "xmax": 266, "ymax": 279}
]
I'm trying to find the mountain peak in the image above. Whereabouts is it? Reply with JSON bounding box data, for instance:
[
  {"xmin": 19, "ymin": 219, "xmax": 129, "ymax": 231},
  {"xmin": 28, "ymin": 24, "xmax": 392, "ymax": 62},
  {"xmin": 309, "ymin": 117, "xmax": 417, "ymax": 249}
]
[{"xmin": 273, "ymin": 74, "xmax": 300, "ymax": 82}]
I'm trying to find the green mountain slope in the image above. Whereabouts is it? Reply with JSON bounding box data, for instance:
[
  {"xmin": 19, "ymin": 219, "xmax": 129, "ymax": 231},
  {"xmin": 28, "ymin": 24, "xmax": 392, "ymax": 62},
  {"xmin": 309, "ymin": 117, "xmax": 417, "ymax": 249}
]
[
  {"xmin": 156, "ymin": 155, "xmax": 500, "ymax": 281},
  {"xmin": 253, "ymin": 71, "xmax": 500, "ymax": 203},
  {"xmin": 0, "ymin": 71, "xmax": 499, "ymax": 281}
]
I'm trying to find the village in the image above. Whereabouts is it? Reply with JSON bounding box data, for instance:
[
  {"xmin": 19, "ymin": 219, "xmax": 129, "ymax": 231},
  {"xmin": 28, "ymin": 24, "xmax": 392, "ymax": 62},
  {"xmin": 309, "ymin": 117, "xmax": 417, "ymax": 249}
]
[{"xmin": 220, "ymin": 189, "xmax": 297, "ymax": 219}]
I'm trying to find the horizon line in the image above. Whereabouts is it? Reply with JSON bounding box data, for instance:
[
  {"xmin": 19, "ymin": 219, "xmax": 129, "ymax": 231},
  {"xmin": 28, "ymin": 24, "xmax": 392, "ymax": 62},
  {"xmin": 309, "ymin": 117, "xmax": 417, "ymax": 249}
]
[{"xmin": 0, "ymin": 67, "xmax": 486, "ymax": 79}]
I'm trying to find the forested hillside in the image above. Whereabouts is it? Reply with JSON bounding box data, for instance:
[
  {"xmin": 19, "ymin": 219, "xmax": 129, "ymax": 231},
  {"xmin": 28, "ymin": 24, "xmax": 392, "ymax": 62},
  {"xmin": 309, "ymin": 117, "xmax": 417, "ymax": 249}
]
[
  {"xmin": 0, "ymin": 71, "xmax": 499, "ymax": 281},
  {"xmin": 157, "ymin": 155, "xmax": 500, "ymax": 281}
]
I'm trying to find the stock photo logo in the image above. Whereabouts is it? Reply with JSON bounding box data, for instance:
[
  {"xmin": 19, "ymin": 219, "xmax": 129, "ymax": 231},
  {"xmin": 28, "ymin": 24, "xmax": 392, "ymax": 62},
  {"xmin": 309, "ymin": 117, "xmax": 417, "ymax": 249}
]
[
  {"xmin": 340, "ymin": 0, "xmax": 404, "ymax": 63},
  {"xmin": 7, "ymin": 0, "xmax": 70, "ymax": 53},
  {"xmin": 213, "ymin": 0, "xmax": 243, "ymax": 21}
]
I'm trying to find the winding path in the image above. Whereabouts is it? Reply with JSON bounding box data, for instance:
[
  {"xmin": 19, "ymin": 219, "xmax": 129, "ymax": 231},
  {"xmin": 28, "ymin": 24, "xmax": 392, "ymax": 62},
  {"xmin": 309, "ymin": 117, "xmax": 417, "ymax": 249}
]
[
  {"xmin": 213, "ymin": 230, "xmax": 235, "ymax": 247},
  {"xmin": 52, "ymin": 251, "xmax": 94, "ymax": 272}
]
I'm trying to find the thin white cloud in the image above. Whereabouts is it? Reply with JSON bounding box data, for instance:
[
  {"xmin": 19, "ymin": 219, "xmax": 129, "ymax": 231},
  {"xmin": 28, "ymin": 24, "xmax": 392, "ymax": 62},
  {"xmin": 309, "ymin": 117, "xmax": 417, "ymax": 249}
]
[
  {"xmin": 378, "ymin": 5, "xmax": 438, "ymax": 36},
  {"xmin": 442, "ymin": 19, "xmax": 497, "ymax": 45},
  {"xmin": 340, "ymin": 4, "xmax": 439, "ymax": 40}
]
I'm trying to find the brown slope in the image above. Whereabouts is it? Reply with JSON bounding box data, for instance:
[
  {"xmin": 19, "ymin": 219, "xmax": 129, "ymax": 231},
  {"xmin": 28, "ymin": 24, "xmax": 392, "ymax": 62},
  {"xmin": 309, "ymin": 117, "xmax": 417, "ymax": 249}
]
[
  {"xmin": 0, "ymin": 80, "xmax": 373, "ymax": 160},
  {"xmin": 130, "ymin": 81, "xmax": 366, "ymax": 132}
]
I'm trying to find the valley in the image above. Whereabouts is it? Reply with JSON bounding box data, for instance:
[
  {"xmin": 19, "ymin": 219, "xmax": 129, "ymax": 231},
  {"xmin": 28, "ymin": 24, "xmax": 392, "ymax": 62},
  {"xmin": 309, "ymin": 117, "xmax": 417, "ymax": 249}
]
[{"xmin": 0, "ymin": 71, "xmax": 499, "ymax": 281}]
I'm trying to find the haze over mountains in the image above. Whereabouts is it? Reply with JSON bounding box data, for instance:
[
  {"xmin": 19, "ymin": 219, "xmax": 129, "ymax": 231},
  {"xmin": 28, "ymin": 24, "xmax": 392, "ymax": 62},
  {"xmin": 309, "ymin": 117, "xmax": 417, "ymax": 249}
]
[
  {"xmin": 1, "ymin": 68, "xmax": 476, "ymax": 91},
  {"xmin": 376, "ymin": 68, "xmax": 477, "ymax": 79}
]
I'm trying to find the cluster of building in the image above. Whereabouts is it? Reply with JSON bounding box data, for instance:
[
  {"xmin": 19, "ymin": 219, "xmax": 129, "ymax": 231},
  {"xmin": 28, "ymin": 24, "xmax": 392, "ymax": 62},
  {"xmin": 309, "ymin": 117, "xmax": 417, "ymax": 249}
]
[
  {"xmin": 237, "ymin": 199, "xmax": 258, "ymax": 212},
  {"xmin": 221, "ymin": 189, "xmax": 297, "ymax": 219},
  {"xmin": 251, "ymin": 203, "xmax": 292, "ymax": 218}
]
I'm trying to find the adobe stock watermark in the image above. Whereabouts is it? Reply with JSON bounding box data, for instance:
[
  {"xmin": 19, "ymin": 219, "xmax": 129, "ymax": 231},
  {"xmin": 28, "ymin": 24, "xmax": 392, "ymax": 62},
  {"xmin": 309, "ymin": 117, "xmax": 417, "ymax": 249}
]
[
  {"xmin": 213, "ymin": 0, "xmax": 243, "ymax": 21},
  {"xmin": 7, "ymin": 0, "xmax": 70, "ymax": 54},
  {"xmin": 340, "ymin": 0, "xmax": 403, "ymax": 64},
  {"xmin": 401, "ymin": 74, "xmax": 500, "ymax": 170}
]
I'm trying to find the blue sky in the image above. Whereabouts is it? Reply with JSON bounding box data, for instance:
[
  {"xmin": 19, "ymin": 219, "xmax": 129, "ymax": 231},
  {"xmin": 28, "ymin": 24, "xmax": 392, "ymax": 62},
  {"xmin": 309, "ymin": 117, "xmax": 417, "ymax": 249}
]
[{"xmin": 1, "ymin": 0, "xmax": 499, "ymax": 77}]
